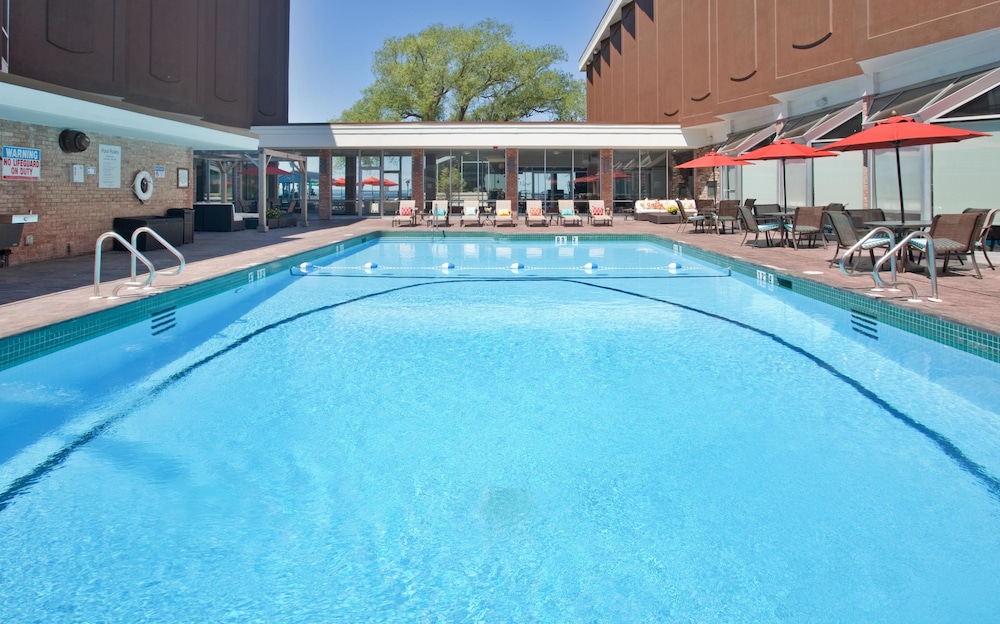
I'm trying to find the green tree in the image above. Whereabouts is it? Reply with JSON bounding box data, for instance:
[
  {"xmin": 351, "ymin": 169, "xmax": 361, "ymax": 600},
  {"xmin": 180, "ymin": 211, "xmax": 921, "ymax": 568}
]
[
  {"xmin": 437, "ymin": 165, "xmax": 466, "ymax": 200},
  {"xmin": 338, "ymin": 21, "xmax": 585, "ymax": 122}
]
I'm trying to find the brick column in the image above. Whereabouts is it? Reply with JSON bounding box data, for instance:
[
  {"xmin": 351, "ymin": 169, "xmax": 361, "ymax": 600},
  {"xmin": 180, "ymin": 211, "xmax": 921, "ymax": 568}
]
[
  {"xmin": 318, "ymin": 149, "xmax": 332, "ymax": 220},
  {"xmin": 505, "ymin": 148, "xmax": 518, "ymax": 206},
  {"xmin": 599, "ymin": 148, "xmax": 613, "ymax": 206}
]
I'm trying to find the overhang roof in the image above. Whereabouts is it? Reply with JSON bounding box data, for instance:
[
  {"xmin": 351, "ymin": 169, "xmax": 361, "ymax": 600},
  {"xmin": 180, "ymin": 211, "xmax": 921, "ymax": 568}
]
[
  {"xmin": 0, "ymin": 73, "xmax": 258, "ymax": 151},
  {"xmin": 253, "ymin": 122, "xmax": 691, "ymax": 152}
]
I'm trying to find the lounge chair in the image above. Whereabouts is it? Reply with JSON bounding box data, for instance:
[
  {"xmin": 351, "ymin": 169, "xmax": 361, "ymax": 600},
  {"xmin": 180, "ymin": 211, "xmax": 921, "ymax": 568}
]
[
  {"xmin": 557, "ymin": 199, "xmax": 582, "ymax": 226},
  {"xmin": 784, "ymin": 206, "xmax": 827, "ymax": 249},
  {"xmin": 738, "ymin": 206, "xmax": 779, "ymax": 247},
  {"xmin": 391, "ymin": 200, "xmax": 417, "ymax": 226},
  {"xmin": 494, "ymin": 199, "xmax": 516, "ymax": 227},
  {"xmin": 427, "ymin": 200, "xmax": 449, "ymax": 227},
  {"xmin": 825, "ymin": 210, "xmax": 890, "ymax": 268},
  {"xmin": 525, "ymin": 200, "xmax": 548, "ymax": 226},
  {"xmin": 909, "ymin": 212, "xmax": 986, "ymax": 278},
  {"xmin": 459, "ymin": 200, "xmax": 481, "ymax": 227},
  {"xmin": 588, "ymin": 200, "xmax": 612, "ymax": 226}
]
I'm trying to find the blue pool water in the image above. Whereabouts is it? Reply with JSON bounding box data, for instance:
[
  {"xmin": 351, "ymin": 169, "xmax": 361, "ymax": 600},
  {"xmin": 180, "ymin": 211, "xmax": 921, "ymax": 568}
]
[{"xmin": 2, "ymin": 238, "xmax": 1000, "ymax": 622}]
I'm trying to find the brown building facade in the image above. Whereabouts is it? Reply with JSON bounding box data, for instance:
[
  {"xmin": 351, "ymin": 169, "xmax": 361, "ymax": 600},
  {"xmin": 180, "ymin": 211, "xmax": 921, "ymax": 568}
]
[{"xmin": 8, "ymin": 0, "xmax": 289, "ymax": 129}]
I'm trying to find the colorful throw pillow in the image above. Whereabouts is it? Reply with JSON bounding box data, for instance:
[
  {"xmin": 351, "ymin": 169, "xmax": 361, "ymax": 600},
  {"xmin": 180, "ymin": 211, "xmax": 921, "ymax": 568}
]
[
  {"xmin": 528, "ymin": 205, "xmax": 542, "ymax": 216},
  {"xmin": 497, "ymin": 206, "xmax": 511, "ymax": 217},
  {"xmin": 400, "ymin": 205, "xmax": 412, "ymax": 216},
  {"xmin": 561, "ymin": 206, "xmax": 574, "ymax": 216},
  {"xmin": 592, "ymin": 205, "xmax": 604, "ymax": 216}
]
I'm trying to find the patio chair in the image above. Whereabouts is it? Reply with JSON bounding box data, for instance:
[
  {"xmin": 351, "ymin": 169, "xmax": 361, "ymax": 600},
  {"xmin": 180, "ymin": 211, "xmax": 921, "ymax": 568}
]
[
  {"xmin": 525, "ymin": 200, "xmax": 548, "ymax": 226},
  {"xmin": 427, "ymin": 200, "xmax": 449, "ymax": 226},
  {"xmin": 557, "ymin": 199, "xmax": 582, "ymax": 226},
  {"xmin": 494, "ymin": 199, "xmax": 516, "ymax": 227},
  {"xmin": 825, "ymin": 210, "xmax": 891, "ymax": 268},
  {"xmin": 784, "ymin": 205, "xmax": 827, "ymax": 249},
  {"xmin": 391, "ymin": 200, "xmax": 417, "ymax": 227},
  {"xmin": 677, "ymin": 200, "xmax": 712, "ymax": 233},
  {"xmin": 716, "ymin": 200, "xmax": 741, "ymax": 234},
  {"xmin": 908, "ymin": 211, "xmax": 985, "ymax": 278},
  {"xmin": 459, "ymin": 200, "xmax": 481, "ymax": 227},
  {"xmin": 738, "ymin": 206, "xmax": 779, "ymax": 247},
  {"xmin": 965, "ymin": 208, "xmax": 997, "ymax": 271},
  {"xmin": 589, "ymin": 200, "xmax": 613, "ymax": 226}
]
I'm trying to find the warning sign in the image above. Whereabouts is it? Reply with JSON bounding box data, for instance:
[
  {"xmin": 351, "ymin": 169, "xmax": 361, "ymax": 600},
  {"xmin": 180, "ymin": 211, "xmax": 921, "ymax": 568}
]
[{"xmin": 2, "ymin": 146, "xmax": 42, "ymax": 181}]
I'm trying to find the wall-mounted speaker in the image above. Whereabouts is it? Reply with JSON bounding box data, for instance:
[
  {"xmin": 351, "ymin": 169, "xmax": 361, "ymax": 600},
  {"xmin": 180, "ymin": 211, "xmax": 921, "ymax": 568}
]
[{"xmin": 59, "ymin": 130, "xmax": 90, "ymax": 153}]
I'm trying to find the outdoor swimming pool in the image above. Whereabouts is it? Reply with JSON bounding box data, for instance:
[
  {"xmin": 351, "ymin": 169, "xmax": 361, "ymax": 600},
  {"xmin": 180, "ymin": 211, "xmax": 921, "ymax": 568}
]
[{"xmin": 2, "ymin": 237, "xmax": 1000, "ymax": 621}]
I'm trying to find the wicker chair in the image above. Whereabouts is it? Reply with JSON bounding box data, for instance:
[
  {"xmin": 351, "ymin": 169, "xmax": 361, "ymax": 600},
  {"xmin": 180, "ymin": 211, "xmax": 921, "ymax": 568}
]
[
  {"xmin": 964, "ymin": 208, "xmax": 997, "ymax": 271},
  {"xmin": 909, "ymin": 212, "xmax": 986, "ymax": 278},
  {"xmin": 716, "ymin": 199, "xmax": 741, "ymax": 234},
  {"xmin": 825, "ymin": 210, "xmax": 891, "ymax": 268},
  {"xmin": 784, "ymin": 205, "xmax": 827, "ymax": 249},
  {"xmin": 738, "ymin": 206, "xmax": 779, "ymax": 247}
]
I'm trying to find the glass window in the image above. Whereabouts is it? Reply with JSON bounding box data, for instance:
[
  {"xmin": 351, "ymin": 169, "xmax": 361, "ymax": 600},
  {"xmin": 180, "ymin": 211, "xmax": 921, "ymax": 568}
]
[
  {"xmin": 573, "ymin": 150, "xmax": 600, "ymax": 200},
  {"xmin": 612, "ymin": 150, "xmax": 639, "ymax": 212},
  {"xmin": 741, "ymin": 160, "xmax": 779, "ymax": 204},
  {"xmin": 813, "ymin": 150, "xmax": 864, "ymax": 210},
  {"xmin": 640, "ymin": 150, "xmax": 669, "ymax": 199},
  {"xmin": 873, "ymin": 146, "xmax": 922, "ymax": 216},
  {"xmin": 932, "ymin": 120, "xmax": 1000, "ymax": 212}
]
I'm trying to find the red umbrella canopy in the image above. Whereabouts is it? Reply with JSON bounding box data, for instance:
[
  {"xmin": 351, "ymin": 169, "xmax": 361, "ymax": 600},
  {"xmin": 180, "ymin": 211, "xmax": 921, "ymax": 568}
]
[
  {"xmin": 244, "ymin": 164, "xmax": 287, "ymax": 176},
  {"xmin": 824, "ymin": 115, "xmax": 990, "ymax": 151},
  {"xmin": 332, "ymin": 178, "xmax": 346, "ymax": 187},
  {"xmin": 737, "ymin": 139, "xmax": 838, "ymax": 162},
  {"xmin": 825, "ymin": 116, "xmax": 990, "ymax": 222},
  {"xmin": 361, "ymin": 176, "xmax": 399, "ymax": 186},
  {"xmin": 675, "ymin": 151, "xmax": 752, "ymax": 169}
]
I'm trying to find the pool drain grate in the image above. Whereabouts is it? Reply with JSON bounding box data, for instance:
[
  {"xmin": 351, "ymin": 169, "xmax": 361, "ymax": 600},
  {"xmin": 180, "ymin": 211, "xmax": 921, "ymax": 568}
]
[
  {"xmin": 151, "ymin": 306, "xmax": 177, "ymax": 336},
  {"xmin": 850, "ymin": 308, "xmax": 878, "ymax": 340}
]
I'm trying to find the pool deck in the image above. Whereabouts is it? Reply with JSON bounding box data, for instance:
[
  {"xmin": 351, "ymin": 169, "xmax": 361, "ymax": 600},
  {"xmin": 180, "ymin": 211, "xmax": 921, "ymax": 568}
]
[{"xmin": 2, "ymin": 215, "xmax": 999, "ymax": 340}]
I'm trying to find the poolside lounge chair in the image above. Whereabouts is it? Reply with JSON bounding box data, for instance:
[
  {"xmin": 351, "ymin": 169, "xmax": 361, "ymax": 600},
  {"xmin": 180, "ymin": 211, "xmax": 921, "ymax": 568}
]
[
  {"xmin": 525, "ymin": 200, "xmax": 548, "ymax": 226},
  {"xmin": 459, "ymin": 200, "xmax": 481, "ymax": 227},
  {"xmin": 427, "ymin": 200, "xmax": 449, "ymax": 227},
  {"xmin": 784, "ymin": 206, "xmax": 827, "ymax": 249},
  {"xmin": 825, "ymin": 210, "xmax": 891, "ymax": 268},
  {"xmin": 589, "ymin": 200, "xmax": 612, "ymax": 226},
  {"xmin": 557, "ymin": 199, "xmax": 582, "ymax": 226},
  {"xmin": 909, "ymin": 212, "xmax": 986, "ymax": 278},
  {"xmin": 738, "ymin": 206, "xmax": 779, "ymax": 247},
  {"xmin": 494, "ymin": 200, "xmax": 516, "ymax": 227},
  {"xmin": 391, "ymin": 200, "xmax": 417, "ymax": 227}
]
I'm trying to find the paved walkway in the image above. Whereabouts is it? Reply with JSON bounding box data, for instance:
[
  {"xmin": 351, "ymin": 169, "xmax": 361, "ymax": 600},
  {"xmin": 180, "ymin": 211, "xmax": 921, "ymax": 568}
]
[{"xmin": 2, "ymin": 215, "xmax": 998, "ymax": 339}]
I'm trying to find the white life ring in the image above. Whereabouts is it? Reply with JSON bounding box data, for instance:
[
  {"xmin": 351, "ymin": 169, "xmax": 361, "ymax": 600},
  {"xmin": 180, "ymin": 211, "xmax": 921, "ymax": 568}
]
[{"xmin": 133, "ymin": 171, "xmax": 154, "ymax": 202}]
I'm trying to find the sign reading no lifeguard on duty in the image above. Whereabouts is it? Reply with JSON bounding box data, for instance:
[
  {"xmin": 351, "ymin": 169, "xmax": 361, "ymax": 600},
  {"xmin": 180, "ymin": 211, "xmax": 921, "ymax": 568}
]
[{"xmin": 2, "ymin": 146, "xmax": 42, "ymax": 181}]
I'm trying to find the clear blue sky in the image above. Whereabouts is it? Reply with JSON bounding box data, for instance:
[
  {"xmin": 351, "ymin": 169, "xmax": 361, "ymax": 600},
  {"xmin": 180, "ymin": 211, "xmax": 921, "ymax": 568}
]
[{"xmin": 288, "ymin": 0, "xmax": 611, "ymax": 122}]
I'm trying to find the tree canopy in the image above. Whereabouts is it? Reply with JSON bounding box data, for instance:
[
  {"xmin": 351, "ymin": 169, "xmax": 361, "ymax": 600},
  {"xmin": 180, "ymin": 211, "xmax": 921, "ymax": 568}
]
[{"xmin": 337, "ymin": 21, "xmax": 585, "ymax": 123}]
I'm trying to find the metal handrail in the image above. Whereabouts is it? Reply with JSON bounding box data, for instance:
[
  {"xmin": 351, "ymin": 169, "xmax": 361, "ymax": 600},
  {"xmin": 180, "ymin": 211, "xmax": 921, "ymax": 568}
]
[
  {"xmin": 129, "ymin": 226, "xmax": 185, "ymax": 280},
  {"xmin": 873, "ymin": 231, "xmax": 940, "ymax": 302},
  {"xmin": 839, "ymin": 226, "xmax": 897, "ymax": 280},
  {"xmin": 92, "ymin": 232, "xmax": 155, "ymax": 298}
]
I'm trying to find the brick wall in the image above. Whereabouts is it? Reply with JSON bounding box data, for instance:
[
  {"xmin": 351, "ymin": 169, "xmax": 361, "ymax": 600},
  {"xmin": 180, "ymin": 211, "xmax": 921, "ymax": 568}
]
[{"xmin": 0, "ymin": 120, "xmax": 192, "ymax": 265}]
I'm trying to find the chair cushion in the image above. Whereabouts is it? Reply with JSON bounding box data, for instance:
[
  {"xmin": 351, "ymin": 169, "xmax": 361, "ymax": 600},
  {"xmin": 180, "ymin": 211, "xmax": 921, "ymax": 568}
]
[{"xmin": 861, "ymin": 236, "xmax": 891, "ymax": 250}]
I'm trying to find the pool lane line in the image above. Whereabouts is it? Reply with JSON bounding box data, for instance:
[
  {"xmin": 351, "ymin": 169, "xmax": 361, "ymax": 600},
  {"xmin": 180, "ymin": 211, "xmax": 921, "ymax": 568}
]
[
  {"xmin": 2, "ymin": 276, "xmax": 997, "ymax": 513},
  {"xmin": 564, "ymin": 278, "xmax": 1000, "ymax": 503}
]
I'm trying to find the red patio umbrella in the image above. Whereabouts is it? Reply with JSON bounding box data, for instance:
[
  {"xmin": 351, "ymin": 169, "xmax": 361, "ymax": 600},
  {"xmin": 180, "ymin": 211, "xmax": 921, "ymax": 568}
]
[
  {"xmin": 361, "ymin": 176, "xmax": 398, "ymax": 187},
  {"xmin": 332, "ymin": 178, "xmax": 346, "ymax": 187},
  {"xmin": 825, "ymin": 115, "xmax": 990, "ymax": 223},
  {"xmin": 737, "ymin": 140, "xmax": 838, "ymax": 213},
  {"xmin": 674, "ymin": 151, "xmax": 752, "ymax": 200}
]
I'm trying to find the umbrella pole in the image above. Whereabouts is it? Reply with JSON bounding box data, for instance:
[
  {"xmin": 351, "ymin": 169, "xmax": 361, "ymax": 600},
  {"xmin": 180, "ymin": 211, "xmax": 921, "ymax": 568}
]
[
  {"xmin": 894, "ymin": 142, "xmax": 905, "ymax": 224},
  {"xmin": 781, "ymin": 159, "xmax": 788, "ymax": 213}
]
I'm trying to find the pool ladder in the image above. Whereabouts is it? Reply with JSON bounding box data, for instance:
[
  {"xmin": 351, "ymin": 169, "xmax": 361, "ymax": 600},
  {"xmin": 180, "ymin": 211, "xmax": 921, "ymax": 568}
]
[
  {"xmin": 839, "ymin": 226, "xmax": 939, "ymax": 302},
  {"xmin": 92, "ymin": 227, "xmax": 185, "ymax": 299}
]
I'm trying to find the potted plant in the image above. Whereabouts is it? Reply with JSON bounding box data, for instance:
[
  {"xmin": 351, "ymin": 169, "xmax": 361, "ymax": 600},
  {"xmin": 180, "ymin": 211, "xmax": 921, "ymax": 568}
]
[{"xmin": 266, "ymin": 207, "xmax": 282, "ymax": 228}]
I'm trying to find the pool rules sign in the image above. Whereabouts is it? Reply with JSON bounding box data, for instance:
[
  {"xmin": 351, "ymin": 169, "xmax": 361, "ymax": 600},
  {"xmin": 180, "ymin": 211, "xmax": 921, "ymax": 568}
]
[{"xmin": 2, "ymin": 146, "xmax": 42, "ymax": 181}]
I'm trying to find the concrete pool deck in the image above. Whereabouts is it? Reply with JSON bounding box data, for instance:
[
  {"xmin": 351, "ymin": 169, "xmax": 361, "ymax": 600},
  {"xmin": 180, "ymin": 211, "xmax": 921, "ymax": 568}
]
[{"xmin": 1, "ymin": 215, "xmax": 999, "ymax": 340}]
